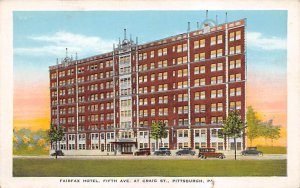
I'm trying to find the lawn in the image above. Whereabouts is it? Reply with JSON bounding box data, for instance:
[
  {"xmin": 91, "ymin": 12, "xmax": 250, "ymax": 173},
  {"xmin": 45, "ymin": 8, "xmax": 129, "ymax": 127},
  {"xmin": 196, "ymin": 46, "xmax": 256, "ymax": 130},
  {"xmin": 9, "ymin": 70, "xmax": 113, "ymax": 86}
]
[
  {"xmin": 256, "ymin": 146, "xmax": 287, "ymax": 154},
  {"xmin": 13, "ymin": 159, "xmax": 286, "ymax": 177}
]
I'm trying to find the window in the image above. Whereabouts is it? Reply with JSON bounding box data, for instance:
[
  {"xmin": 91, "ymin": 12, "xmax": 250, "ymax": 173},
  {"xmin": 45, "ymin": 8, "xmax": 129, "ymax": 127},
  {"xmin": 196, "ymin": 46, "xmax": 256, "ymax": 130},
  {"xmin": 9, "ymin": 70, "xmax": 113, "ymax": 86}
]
[
  {"xmin": 229, "ymin": 46, "xmax": 235, "ymax": 55},
  {"xmin": 151, "ymin": 109, "xmax": 155, "ymax": 116},
  {"xmin": 217, "ymin": 103, "xmax": 223, "ymax": 112},
  {"xmin": 217, "ymin": 76, "xmax": 223, "ymax": 84},
  {"xmin": 211, "ymin": 77, "xmax": 216, "ymax": 85},
  {"xmin": 194, "ymin": 67, "xmax": 200, "ymax": 74},
  {"xmin": 200, "ymin": 78, "xmax": 205, "ymax": 86},
  {"xmin": 217, "ymin": 63, "xmax": 223, "ymax": 71},
  {"xmin": 151, "ymin": 86, "xmax": 155, "ymax": 92},
  {"xmin": 236, "ymin": 59, "xmax": 241, "ymax": 68},
  {"xmin": 211, "ymin": 104, "xmax": 217, "ymax": 112},
  {"xmin": 163, "ymin": 48, "xmax": 168, "ymax": 55},
  {"xmin": 200, "ymin": 104, "xmax": 206, "ymax": 112},
  {"xmin": 163, "ymin": 60, "xmax": 168, "ymax": 67},
  {"xmin": 200, "ymin": 39, "xmax": 205, "ymax": 48},
  {"xmin": 200, "ymin": 91, "xmax": 206, "ymax": 99},
  {"xmin": 183, "ymin": 56, "xmax": 188, "ymax": 64},
  {"xmin": 194, "ymin": 40, "xmax": 199, "ymax": 49},
  {"xmin": 150, "ymin": 62, "xmax": 155, "ymax": 69},
  {"xmin": 200, "ymin": 53, "xmax": 205, "ymax": 60},
  {"xmin": 230, "ymin": 60, "xmax": 235, "ymax": 69},
  {"xmin": 211, "ymin": 90, "xmax": 217, "ymax": 98},
  {"xmin": 236, "ymin": 87, "xmax": 242, "ymax": 96},
  {"xmin": 195, "ymin": 118, "xmax": 205, "ymax": 126},
  {"xmin": 211, "ymin": 64, "xmax": 217, "ymax": 72},
  {"xmin": 236, "ymin": 45, "xmax": 241, "ymax": 53},
  {"xmin": 210, "ymin": 50, "xmax": 216, "ymax": 59},
  {"xmin": 194, "ymin": 54, "xmax": 199, "ymax": 61},
  {"xmin": 217, "ymin": 49, "xmax": 223, "ymax": 57},
  {"xmin": 229, "ymin": 32, "xmax": 235, "ymax": 41},
  {"xmin": 230, "ymin": 74, "xmax": 235, "ymax": 82},
  {"xmin": 143, "ymin": 52, "xmax": 147, "ymax": 60},
  {"xmin": 194, "ymin": 79, "xmax": 199, "ymax": 87},
  {"xmin": 201, "ymin": 129, "xmax": 206, "ymax": 137},
  {"xmin": 195, "ymin": 105, "xmax": 200, "ymax": 113},
  {"xmin": 151, "ymin": 74, "xmax": 155, "ymax": 81},
  {"xmin": 236, "ymin": 73, "xmax": 242, "ymax": 81},
  {"xmin": 236, "ymin": 101, "xmax": 241, "ymax": 110},
  {"xmin": 217, "ymin": 35, "xmax": 223, "ymax": 44},
  {"xmin": 183, "ymin": 44, "xmax": 188, "ymax": 52},
  {"xmin": 230, "ymin": 88, "xmax": 235, "ymax": 96},
  {"xmin": 150, "ymin": 51, "xmax": 155, "ymax": 58},
  {"xmin": 158, "ymin": 49, "xmax": 163, "ymax": 57},
  {"xmin": 183, "ymin": 69, "xmax": 188, "ymax": 77},
  {"xmin": 217, "ymin": 89, "xmax": 223, "ymax": 98},
  {"xmin": 177, "ymin": 57, "xmax": 182, "ymax": 64},
  {"xmin": 151, "ymin": 98, "xmax": 155, "ymax": 104},
  {"xmin": 236, "ymin": 30, "xmax": 241, "ymax": 40},
  {"xmin": 177, "ymin": 44, "xmax": 182, "ymax": 52},
  {"xmin": 210, "ymin": 36, "xmax": 216, "ymax": 45}
]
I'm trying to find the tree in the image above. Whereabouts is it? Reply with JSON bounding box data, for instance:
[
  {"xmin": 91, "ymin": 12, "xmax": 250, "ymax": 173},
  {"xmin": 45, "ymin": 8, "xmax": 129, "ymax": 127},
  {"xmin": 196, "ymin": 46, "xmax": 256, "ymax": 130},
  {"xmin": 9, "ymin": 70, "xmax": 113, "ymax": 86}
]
[
  {"xmin": 48, "ymin": 125, "xmax": 64, "ymax": 159},
  {"xmin": 150, "ymin": 121, "xmax": 168, "ymax": 150},
  {"xmin": 260, "ymin": 120, "xmax": 281, "ymax": 146},
  {"xmin": 222, "ymin": 110, "xmax": 245, "ymax": 160},
  {"xmin": 246, "ymin": 106, "xmax": 262, "ymax": 146}
]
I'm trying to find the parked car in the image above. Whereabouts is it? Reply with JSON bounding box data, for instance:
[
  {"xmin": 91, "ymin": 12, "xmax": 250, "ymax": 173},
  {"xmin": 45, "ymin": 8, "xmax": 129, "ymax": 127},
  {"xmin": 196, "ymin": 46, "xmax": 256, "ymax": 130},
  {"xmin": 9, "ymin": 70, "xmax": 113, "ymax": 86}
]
[
  {"xmin": 50, "ymin": 150, "xmax": 64, "ymax": 156},
  {"xmin": 134, "ymin": 148, "xmax": 151, "ymax": 156},
  {"xmin": 241, "ymin": 147, "xmax": 263, "ymax": 156},
  {"xmin": 198, "ymin": 148, "xmax": 225, "ymax": 159},
  {"xmin": 175, "ymin": 148, "xmax": 196, "ymax": 156},
  {"xmin": 153, "ymin": 147, "xmax": 171, "ymax": 156}
]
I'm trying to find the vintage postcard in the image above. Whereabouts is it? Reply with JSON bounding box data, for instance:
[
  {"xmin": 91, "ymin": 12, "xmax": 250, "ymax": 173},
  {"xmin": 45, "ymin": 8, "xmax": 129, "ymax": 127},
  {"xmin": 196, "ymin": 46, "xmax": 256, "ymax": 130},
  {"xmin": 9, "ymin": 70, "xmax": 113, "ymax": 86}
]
[{"xmin": 0, "ymin": 0, "xmax": 299, "ymax": 188}]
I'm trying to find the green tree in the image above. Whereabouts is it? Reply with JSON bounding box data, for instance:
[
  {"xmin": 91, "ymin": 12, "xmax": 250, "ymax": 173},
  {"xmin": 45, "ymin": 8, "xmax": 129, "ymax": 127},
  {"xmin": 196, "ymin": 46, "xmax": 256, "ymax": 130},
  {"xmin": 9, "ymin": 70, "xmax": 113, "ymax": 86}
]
[
  {"xmin": 48, "ymin": 125, "xmax": 64, "ymax": 159},
  {"xmin": 260, "ymin": 120, "xmax": 281, "ymax": 146},
  {"xmin": 150, "ymin": 121, "xmax": 168, "ymax": 150},
  {"xmin": 222, "ymin": 110, "xmax": 245, "ymax": 160},
  {"xmin": 246, "ymin": 106, "xmax": 262, "ymax": 146}
]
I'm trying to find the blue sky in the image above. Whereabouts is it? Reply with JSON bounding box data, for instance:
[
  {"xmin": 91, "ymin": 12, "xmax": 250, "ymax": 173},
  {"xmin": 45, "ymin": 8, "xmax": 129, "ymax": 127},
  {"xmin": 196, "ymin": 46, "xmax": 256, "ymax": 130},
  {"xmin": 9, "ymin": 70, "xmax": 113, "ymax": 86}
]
[
  {"xmin": 13, "ymin": 10, "xmax": 287, "ymax": 82},
  {"xmin": 14, "ymin": 11, "xmax": 287, "ymax": 64}
]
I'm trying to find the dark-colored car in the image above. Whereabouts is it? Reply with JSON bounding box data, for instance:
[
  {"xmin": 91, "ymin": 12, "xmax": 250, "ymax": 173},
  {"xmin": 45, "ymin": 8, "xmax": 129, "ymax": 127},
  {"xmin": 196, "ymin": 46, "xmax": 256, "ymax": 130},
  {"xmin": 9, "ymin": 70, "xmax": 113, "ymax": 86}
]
[
  {"xmin": 198, "ymin": 148, "xmax": 225, "ymax": 159},
  {"xmin": 175, "ymin": 148, "xmax": 196, "ymax": 156},
  {"xmin": 134, "ymin": 148, "xmax": 151, "ymax": 156},
  {"xmin": 51, "ymin": 150, "xmax": 64, "ymax": 156},
  {"xmin": 153, "ymin": 147, "xmax": 171, "ymax": 156},
  {"xmin": 241, "ymin": 147, "xmax": 263, "ymax": 156}
]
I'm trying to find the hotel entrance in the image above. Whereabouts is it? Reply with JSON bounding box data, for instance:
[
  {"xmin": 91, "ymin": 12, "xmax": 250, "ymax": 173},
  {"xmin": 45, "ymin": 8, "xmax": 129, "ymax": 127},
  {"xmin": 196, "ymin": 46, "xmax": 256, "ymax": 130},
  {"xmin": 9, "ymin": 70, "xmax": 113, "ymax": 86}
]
[{"xmin": 110, "ymin": 141, "xmax": 137, "ymax": 155}]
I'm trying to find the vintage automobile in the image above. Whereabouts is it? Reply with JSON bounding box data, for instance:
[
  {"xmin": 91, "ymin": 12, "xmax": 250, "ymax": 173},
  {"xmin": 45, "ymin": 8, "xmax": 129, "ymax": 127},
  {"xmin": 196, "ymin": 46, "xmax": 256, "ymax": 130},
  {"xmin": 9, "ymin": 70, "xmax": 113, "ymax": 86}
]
[
  {"xmin": 175, "ymin": 148, "xmax": 196, "ymax": 156},
  {"xmin": 198, "ymin": 148, "xmax": 225, "ymax": 159},
  {"xmin": 134, "ymin": 148, "xmax": 151, "ymax": 156},
  {"xmin": 241, "ymin": 147, "xmax": 263, "ymax": 156},
  {"xmin": 50, "ymin": 150, "xmax": 64, "ymax": 156},
  {"xmin": 153, "ymin": 147, "xmax": 171, "ymax": 156}
]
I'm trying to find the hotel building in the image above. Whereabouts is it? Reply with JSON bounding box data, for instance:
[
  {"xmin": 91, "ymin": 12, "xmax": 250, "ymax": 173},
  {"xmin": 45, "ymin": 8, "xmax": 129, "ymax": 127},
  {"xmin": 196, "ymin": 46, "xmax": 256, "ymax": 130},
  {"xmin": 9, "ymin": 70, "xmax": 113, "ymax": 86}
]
[{"xmin": 49, "ymin": 17, "xmax": 246, "ymax": 155}]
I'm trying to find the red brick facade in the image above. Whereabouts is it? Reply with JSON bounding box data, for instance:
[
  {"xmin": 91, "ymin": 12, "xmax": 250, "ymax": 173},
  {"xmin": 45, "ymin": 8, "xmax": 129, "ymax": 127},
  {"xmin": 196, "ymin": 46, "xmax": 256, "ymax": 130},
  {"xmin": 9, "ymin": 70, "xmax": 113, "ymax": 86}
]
[{"xmin": 49, "ymin": 19, "xmax": 246, "ymax": 155}]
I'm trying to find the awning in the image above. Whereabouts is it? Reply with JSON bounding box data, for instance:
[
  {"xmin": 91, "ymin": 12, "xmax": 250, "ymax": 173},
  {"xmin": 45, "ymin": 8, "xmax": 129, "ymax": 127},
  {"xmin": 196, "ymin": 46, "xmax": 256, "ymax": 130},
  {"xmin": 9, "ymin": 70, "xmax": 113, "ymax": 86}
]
[{"xmin": 110, "ymin": 141, "xmax": 137, "ymax": 145}]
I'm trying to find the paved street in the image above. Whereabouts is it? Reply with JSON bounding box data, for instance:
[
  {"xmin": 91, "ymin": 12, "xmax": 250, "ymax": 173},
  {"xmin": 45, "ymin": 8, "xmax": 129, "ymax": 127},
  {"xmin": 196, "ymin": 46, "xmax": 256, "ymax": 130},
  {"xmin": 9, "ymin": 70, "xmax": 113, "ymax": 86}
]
[{"xmin": 14, "ymin": 154, "xmax": 286, "ymax": 160}]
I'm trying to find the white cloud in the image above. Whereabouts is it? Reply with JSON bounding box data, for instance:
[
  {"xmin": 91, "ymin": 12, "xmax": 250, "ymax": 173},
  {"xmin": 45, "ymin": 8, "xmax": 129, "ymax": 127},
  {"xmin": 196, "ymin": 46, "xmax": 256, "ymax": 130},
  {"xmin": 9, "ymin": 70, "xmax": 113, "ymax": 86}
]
[
  {"xmin": 247, "ymin": 32, "xmax": 286, "ymax": 50},
  {"xmin": 14, "ymin": 32, "xmax": 117, "ymax": 58}
]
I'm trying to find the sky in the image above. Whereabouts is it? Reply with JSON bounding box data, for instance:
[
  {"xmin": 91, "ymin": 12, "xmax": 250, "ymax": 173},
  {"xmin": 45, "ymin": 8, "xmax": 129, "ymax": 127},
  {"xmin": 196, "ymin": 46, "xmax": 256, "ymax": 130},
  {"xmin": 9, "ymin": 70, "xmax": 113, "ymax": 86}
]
[{"xmin": 13, "ymin": 10, "xmax": 287, "ymax": 145}]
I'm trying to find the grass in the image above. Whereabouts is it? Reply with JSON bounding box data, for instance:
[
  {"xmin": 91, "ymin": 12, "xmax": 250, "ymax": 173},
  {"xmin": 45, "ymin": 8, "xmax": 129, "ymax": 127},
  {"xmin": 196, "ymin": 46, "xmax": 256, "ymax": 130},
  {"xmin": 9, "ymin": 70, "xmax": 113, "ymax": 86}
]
[
  {"xmin": 13, "ymin": 159, "xmax": 286, "ymax": 177},
  {"xmin": 13, "ymin": 148, "xmax": 49, "ymax": 156},
  {"xmin": 256, "ymin": 146, "xmax": 287, "ymax": 154}
]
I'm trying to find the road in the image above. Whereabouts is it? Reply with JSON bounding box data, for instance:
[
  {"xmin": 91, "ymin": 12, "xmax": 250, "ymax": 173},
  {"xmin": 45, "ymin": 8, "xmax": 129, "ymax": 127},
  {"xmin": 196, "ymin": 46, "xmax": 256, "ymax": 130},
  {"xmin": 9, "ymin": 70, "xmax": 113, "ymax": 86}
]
[{"xmin": 14, "ymin": 154, "xmax": 286, "ymax": 160}]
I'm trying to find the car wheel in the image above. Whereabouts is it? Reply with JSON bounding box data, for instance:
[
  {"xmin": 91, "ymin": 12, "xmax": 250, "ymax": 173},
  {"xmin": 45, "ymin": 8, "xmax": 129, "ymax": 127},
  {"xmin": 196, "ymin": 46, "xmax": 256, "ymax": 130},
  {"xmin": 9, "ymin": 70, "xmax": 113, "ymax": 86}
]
[
  {"xmin": 218, "ymin": 155, "xmax": 224, "ymax": 159},
  {"xmin": 258, "ymin": 152, "xmax": 263, "ymax": 156}
]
